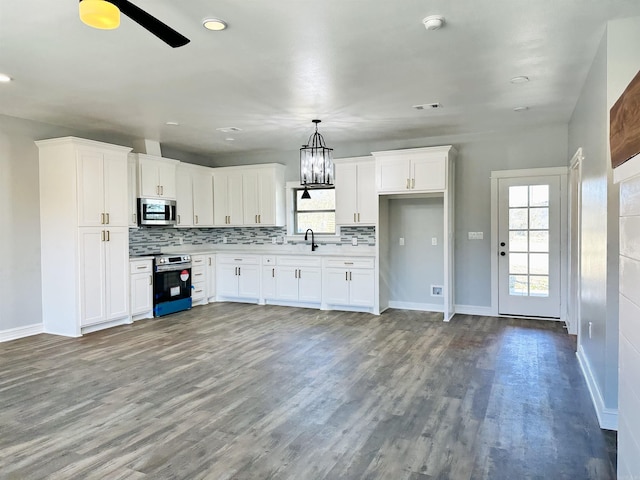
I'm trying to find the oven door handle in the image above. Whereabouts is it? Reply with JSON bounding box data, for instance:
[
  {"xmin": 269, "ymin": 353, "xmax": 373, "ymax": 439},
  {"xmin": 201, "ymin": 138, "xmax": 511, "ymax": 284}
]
[{"xmin": 155, "ymin": 264, "xmax": 192, "ymax": 272}]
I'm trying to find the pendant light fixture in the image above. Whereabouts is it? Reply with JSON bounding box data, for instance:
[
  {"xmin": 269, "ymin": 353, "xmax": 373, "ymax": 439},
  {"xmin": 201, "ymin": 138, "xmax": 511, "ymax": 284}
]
[{"xmin": 300, "ymin": 119, "xmax": 334, "ymax": 199}]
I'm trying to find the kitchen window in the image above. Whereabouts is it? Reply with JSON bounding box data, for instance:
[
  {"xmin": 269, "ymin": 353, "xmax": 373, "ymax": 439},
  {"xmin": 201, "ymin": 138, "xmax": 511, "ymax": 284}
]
[{"xmin": 293, "ymin": 187, "xmax": 336, "ymax": 234}]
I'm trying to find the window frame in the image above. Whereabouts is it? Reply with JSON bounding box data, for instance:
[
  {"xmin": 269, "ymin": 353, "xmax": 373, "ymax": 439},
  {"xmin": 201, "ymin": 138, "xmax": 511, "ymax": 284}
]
[
  {"xmin": 285, "ymin": 181, "xmax": 342, "ymax": 242},
  {"xmin": 293, "ymin": 186, "xmax": 336, "ymax": 235}
]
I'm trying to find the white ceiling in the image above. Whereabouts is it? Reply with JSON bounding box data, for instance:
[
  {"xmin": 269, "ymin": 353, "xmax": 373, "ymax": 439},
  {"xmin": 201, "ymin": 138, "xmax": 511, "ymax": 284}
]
[{"xmin": 1, "ymin": 1, "xmax": 639, "ymax": 158}]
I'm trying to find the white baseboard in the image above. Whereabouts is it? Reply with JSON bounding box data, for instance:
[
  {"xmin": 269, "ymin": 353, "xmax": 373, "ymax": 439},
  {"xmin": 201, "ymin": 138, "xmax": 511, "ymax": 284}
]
[
  {"xmin": 0, "ymin": 323, "xmax": 44, "ymax": 343},
  {"xmin": 577, "ymin": 345, "xmax": 618, "ymax": 431},
  {"xmin": 388, "ymin": 301, "xmax": 443, "ymax": 312},
  {"xmin": 454, "ymin": 304, "xmax": 495, "ymax": 316}
]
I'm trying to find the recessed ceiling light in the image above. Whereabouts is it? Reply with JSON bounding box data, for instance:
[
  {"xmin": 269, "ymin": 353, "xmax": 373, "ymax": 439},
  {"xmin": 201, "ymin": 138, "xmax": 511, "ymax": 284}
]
[
  {"xmin": 422, "ymin": 15, "xmax": 445, "ymax": 31},
  {"xmin": 166, "ymin": 121, "xmax": 179, "ymax": 126},
  {"xmin": 203, "ymin": 18, "xmax": 227, "ymax": 31},
  {"xmin": 510, "ymin": 76, "xmax": 530, "ymax": 84},
  {"xmin": 513, "ymin": 106, "xmax": 529, "ymax": 112},
  {"xmin": 216, "ymin": 127, "xmax": 242, "ymax": 133},
  {"xmin": 0, "ymin": 73, "xmax": 13, "ymax": 83}
]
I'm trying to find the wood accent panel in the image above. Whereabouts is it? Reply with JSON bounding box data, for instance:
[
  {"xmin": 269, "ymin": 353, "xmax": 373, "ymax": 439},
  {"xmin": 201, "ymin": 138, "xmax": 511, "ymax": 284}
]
[
  {"xmin": 0, "ymin": 305, "xmax": 616, "ymax": 478},
  {"xmin": 611, "ymin": 70, "xmax": 640, "ymax": 168}
]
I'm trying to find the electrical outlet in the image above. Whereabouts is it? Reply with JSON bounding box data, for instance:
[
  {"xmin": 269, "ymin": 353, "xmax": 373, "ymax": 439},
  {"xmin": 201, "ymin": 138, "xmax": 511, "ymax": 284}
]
[
  {"xmin": 468, "ymin": 232, "xmax": 484, "ymax": 240},
  {"xmin": 352, "ymin": 237, "xmax": 358, "ymax": 246},
  {"xmin": 399, "ymin": 237, "xmax": 405, "ymax": 246},
  {"xmin": 177, "ymin": 237, "xmax": 184, "ymax": 245},
  {"xmin": 272, "ymin": 237, "xmax": 277, "ymax": 244},
  {"xmin": 431, "ymin": 237, "xmax": 437, "ymax": 246},
  {"xmin": 223, "ymin": 236, "xmax": 228, "ymax": 244}
]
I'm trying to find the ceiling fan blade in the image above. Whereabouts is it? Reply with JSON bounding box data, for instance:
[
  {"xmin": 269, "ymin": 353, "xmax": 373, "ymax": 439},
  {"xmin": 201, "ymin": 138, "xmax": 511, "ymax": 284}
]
[{"xmin": 114, "ymin": 0, "xmax": 190, "ymax": 48}]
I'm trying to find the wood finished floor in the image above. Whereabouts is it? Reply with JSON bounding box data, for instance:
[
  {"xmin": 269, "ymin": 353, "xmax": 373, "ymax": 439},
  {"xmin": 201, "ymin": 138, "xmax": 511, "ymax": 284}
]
[{"xmin": 1, "ymin": 304, "xmax": 616, "ymax": 480}]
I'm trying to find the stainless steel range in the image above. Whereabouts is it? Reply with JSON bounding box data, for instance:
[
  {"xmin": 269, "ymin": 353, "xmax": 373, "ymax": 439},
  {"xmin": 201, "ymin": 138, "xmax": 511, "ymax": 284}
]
[{"xmin": 153, "ymin": 254, "xmax": 192, "ymax": 317}]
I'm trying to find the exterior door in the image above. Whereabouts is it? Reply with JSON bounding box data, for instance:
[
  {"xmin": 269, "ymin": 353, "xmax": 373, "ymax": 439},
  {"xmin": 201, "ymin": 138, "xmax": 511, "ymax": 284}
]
[{"xmin": 498, "ymin": 176, "xmax": 561, "ymax": 318}]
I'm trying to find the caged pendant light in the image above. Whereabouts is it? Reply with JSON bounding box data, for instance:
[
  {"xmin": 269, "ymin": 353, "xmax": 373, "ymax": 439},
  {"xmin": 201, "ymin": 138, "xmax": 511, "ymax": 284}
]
[{"xmin": 300, "ymin": 119, "xmax": 334, "ymax": 198}]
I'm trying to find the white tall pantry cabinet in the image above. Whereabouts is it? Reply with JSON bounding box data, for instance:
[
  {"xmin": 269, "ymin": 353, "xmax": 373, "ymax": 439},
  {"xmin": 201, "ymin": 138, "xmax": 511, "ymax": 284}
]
[{"xmin": 37, "ymin": 137, "xmax": 132, "ymax": 337}]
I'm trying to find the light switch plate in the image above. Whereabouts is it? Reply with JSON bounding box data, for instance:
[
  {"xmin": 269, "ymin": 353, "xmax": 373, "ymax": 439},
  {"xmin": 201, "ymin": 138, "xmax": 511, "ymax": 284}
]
[
  {"xmin": 431, "ymin": 237, "xmax": 437, "ymax": 246},
  {"xmin": 399, "ymin": 237, "xmax": 405, "ymax": 246},
  {"xmin": 352, "ymin": 237, "xmax": 358, "ymax": 246}
]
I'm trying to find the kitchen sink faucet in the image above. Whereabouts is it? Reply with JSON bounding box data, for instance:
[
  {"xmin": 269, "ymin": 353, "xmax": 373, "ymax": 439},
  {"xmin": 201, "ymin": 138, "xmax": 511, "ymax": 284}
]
[{"xmin": 304, "ymin": 229, "xmax": 318, "ymax": 252}]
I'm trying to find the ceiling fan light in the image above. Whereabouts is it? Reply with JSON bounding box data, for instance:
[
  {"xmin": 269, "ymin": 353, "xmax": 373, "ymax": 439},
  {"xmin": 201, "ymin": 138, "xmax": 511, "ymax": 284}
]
[{"xmin": 79, "ymin": 0, "xmax": 120, "ymax": 30}]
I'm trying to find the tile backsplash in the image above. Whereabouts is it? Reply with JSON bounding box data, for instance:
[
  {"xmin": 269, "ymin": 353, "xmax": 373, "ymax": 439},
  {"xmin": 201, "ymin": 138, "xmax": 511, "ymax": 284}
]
[{"xmin": 129, "ymin": 225, "xmax": 376, "ymax": 255}]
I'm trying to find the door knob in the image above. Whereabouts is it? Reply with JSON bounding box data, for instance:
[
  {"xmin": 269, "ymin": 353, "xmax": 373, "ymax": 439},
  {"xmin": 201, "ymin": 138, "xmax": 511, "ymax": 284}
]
[
  {"xmin": 500, "ymin": 242, "xmax": 506, "ymax": 247},
  {"xmin": 500, "ymin": 251, "xmax": 506, "ymax": 256}
]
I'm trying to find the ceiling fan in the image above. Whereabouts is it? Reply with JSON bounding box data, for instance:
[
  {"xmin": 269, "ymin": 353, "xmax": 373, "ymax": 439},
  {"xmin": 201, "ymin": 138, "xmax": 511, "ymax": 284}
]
[{"xmin": 79, "ymin": 0, "xmax": 190, "ymax": 48}]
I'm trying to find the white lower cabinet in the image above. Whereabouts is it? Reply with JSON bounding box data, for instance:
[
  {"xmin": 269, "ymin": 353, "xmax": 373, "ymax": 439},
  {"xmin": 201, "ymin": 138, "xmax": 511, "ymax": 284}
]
[
  {"xmin": 216, "ymin": 255, "xmax": 261, "ymax": 300},
  {"xmin": 206, "ymin": 254, "xmax": 216, "ymax": 301},
  {"xmin": 191, "ymin": 254, "xmax": 208, "ymax": 305},
  {"xmin": 263, "ymin": 256, "xmax": 322, "ymax": 305},
  {"xmin": 130, "ymin": 259, "xmax": 153, "ymax": 320},
  {"xmin": 322, "ymin": 257, "xmax": 375, "ymax": 309}
]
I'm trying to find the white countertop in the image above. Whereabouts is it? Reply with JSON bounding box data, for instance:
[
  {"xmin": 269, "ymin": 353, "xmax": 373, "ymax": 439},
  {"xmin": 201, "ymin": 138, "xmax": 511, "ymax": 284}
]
[{"xmin": 159, "ymin": 243, "xmax": 377, "ymax": 257}]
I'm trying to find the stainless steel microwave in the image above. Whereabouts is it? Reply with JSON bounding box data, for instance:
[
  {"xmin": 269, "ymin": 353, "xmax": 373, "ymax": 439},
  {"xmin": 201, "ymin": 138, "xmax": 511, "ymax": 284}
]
[{"xmin": 137, "ymin": 198, "xmax": 177, "ymax": 226}]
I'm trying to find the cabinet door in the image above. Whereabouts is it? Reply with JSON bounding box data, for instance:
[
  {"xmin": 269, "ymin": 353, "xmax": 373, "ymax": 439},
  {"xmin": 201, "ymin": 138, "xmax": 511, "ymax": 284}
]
[
  {"xmin": 276, "ymin": 266, "xmax": 299, "ymax": 301},
  {"xmin": 192, "ymin": 172, "xmax": 214, "ymax": 226},
  {"xmin": 79, "ymin": 228, "xmax": 106, "ymax": 326},
  {"xmin": 128, "ymin": 158, "xmax": 138, "ymax": 227},
  {"xmin": 217, "ymin": 263, "xmax": 239, "ymax": 297},
  {"xmin": 175, "ymin": 166, "xmax": 194, "ymax": 227},
  {"xmin": 104, "ymin": 228, "xmax": 129, "ymax": 320},
  {"xmin": 262, "ymin": 265, "xmax": 276, "ymax": 300},
  {"xmin": 298, "ymin": 267, "xmax": 322, "ymax": 303},
  {"xmin": 322, "ymin": 268, "xmax": 350, "ymax": 305},
  {"xmin": 377, "ymin": 157, "xmax": 410, "ymax": 192},
  {"xmin": 206, "ymin": 255, "xmax": 216, "ymax": 299},
  {"xmin": 157, "ymin": 161, "xmax": 177, "ymax": 199},
  {"xmin": 348, "ymin": 269, "xmax": 375, "ymax": 307},
  {"xmin": 356, "ymin": 162, "xmax": 377, "ymax": 224},
  {"xmin": 138, "ymin": 159, "xmax": 159, "ymax": 198},
  {"xmin": 227, "ymin": 173, "xmax": 244, "ymax": 226},
  {"xmin": 411, "ymin": 155, "xmax": 446, "ymax": 191},
  {"xmin": 213, "ymin": 173, "xmax": 229, "ymax": 226},
  {"xmin": 103, "ymin": 152, "xmax": 129, "ymax": 227},
  {"xmin": 335, "ymin": 163, "xmax": 358, "ymax": 225},
  {"xmin": 258, "ymin": 170, "xmax": 276, "ymax": 225},
  {"xmin": 77, "ymin": 150, "xmax": 105, "ymax": 227},
  {"xmin": 131, "ymin": 273, "xmax": 153, "ymax": 315},
  {"xmin": 242, "ymin": 171, "xmax": 260, "ymax": 225},
  {"xmin": 238, "ymin": 264, "xmax": 260, "ymax": 298}
]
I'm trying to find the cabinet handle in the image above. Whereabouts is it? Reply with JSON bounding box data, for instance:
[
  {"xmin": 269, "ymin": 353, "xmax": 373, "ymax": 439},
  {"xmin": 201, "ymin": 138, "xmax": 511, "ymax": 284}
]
[
  {"xmin": 177, "ymin": 214, "xmax": 181, "ymax": 224},
  {"xmin": 294, "ymin": 269, "xmax": 297, "ymax": 279},
  {"xmin": 358, "ymin": 213, "xmax": 360, "ymax": 222},
  {"xmin": 345, "ymin": 271, "xmax": 348, "ymax": 281},
  {"xmin": 238, "ymin": 267, "xmax": 241, "ymax": 276},
  {"xmin": 156, "ymin": 185, "xmax": 160, "ymax": 195},
  {"xmin": 195, "ymin": 215, "xmax": 199, "ymax": 224},
  {"xmin": 235, "ymin": 267, "xmax": 238, "ymax": 275},
  {"xmin": 406, "ymin": 178, "xmax": 410, "ymax": 189},
  {"xmin": 149, "ymin": 275, "xmax": 152, "ymax": 285},
  {"xmin": 350, "ymin": 272, "xmax": 352, "ymax": 281},
  {"xmin": 136, "ymin": 265, "xmax": 146, "ymax": 270},
  {"xmin": 161, "ymin": 185, "xmax": 164, "ymax": 196},
  {"xmin": 354, "ymin": 213, "xmax": 356, "ymax": 222},
  {"xmin": 101, "ymin": 230, "xmax": 105, "ymax": 242},
  {"xmin": 272, "ymin": 268, "xmax": 275, "ymax": 277},
  {"xmin": 411, "ymin": 178, "xmax": 415, "ymax": 189},
  {"xmin": 106, "ymin": 230, "xmax": 110, "ymax": 242},
  {"xmin": 133, "ymin": 213, "xmax": 137, "ymax": 223},
  {"xmin": 195, "ymin": 273, "xmax": 203, "ymax": 277},
  {"xmin": 106, "ymin": 213, "xmax": 110, "ymax": 225},
  {"xmin": 255, "ymin": 214, "xmax": 258, "ymax": 223},
  {"xmin": 101, "ymin": 213, "xmax": 105, "ymax": 224},
  {"xmin": 298, "ymin": 269, "xmax": 301, "ymax": 279},
  {"xmin": 208, "ymin": 258, "xmax": 212, "ymax": 266},
  {"xmin": 344, "ymin": 262, "xmax": 354, "ymax": 265},
  {"xmin": 258, "ymin": 214, "xmax": 261, "ymax": 223}
]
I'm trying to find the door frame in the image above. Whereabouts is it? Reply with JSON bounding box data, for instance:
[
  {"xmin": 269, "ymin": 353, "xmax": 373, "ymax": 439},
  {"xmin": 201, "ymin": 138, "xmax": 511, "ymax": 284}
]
[
  {"xmin": 567, "ymin": 149, "xmax": 583, "ymax": 335},
  {"xmin": 490, "ymin": 167, "xmax": 569, "ymax": 319}
]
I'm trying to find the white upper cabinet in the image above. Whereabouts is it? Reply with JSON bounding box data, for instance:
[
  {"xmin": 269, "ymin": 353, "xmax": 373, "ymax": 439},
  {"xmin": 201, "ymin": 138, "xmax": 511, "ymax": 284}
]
[
  {"xmin": 373, "ymin": 146, "xmax": 453, "ymax": 194},
  {"xmin": 134, "ymin": 153, "xmax": 178, "ymax": 199},
  {"xmin": 77, "ymin": 146, "xmax": 129, "ymax": 227},
  {"xmin": 176, "ymin": 163, "xmax": 214, "ymax": 227},
  {"xmin": 127, "ymin": 157, "xmax": 138, "ymax": 227},
  {"xmin": 214, "ymin": 169, "xmax": 244, "ymax": 226},
  {"xmin": 242, "ymin": 165, "xmax": 286, "ymax": 226},
  {"xmin": 335, "ymin": 157, "xmax": 376, "ymax": 225}
]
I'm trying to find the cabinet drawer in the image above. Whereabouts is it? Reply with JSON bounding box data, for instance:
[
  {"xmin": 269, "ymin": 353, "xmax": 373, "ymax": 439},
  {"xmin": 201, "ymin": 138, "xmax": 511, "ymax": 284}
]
[
  {"xmin": 192, "ymin": 282, "xmax": 206, "ymax": 300},
  {"xmin": 191, "ymin": 255, "xmax": 207, "ymax": 266},
  {"xmin": 323, "ymin": 257, "xmax": 375, "ymax": 269},
  {"xmin": 217, "ymin": 254, "xmax": 261, "ymax": 265},
  {"xmin": 277, "ymin": 256, "xmax": 321, "ymax": 267},
  {"xmin": 130, "ymin": 260, "xmax": 152, "ymax": 273},
  {"xmin": 263, "ymin": 255, "xmax": 276, "ymax": 265},
  {"xmin": 192, "ymin": 265, "xmax": 206, "ymax": 280}
]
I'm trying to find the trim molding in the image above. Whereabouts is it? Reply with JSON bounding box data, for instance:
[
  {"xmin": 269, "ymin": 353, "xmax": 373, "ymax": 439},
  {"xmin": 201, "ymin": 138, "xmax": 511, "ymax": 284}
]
[
  {"xmin": 454, "ymin": 305, "xmax": 494, "ymax": 317},
  {"xmin": 577, "ymin": 345, "xmax": 619, "ymax": 431},
  {"xmin": 0, "ymin": 323, "xmax": 44, "ymax": 343}
]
